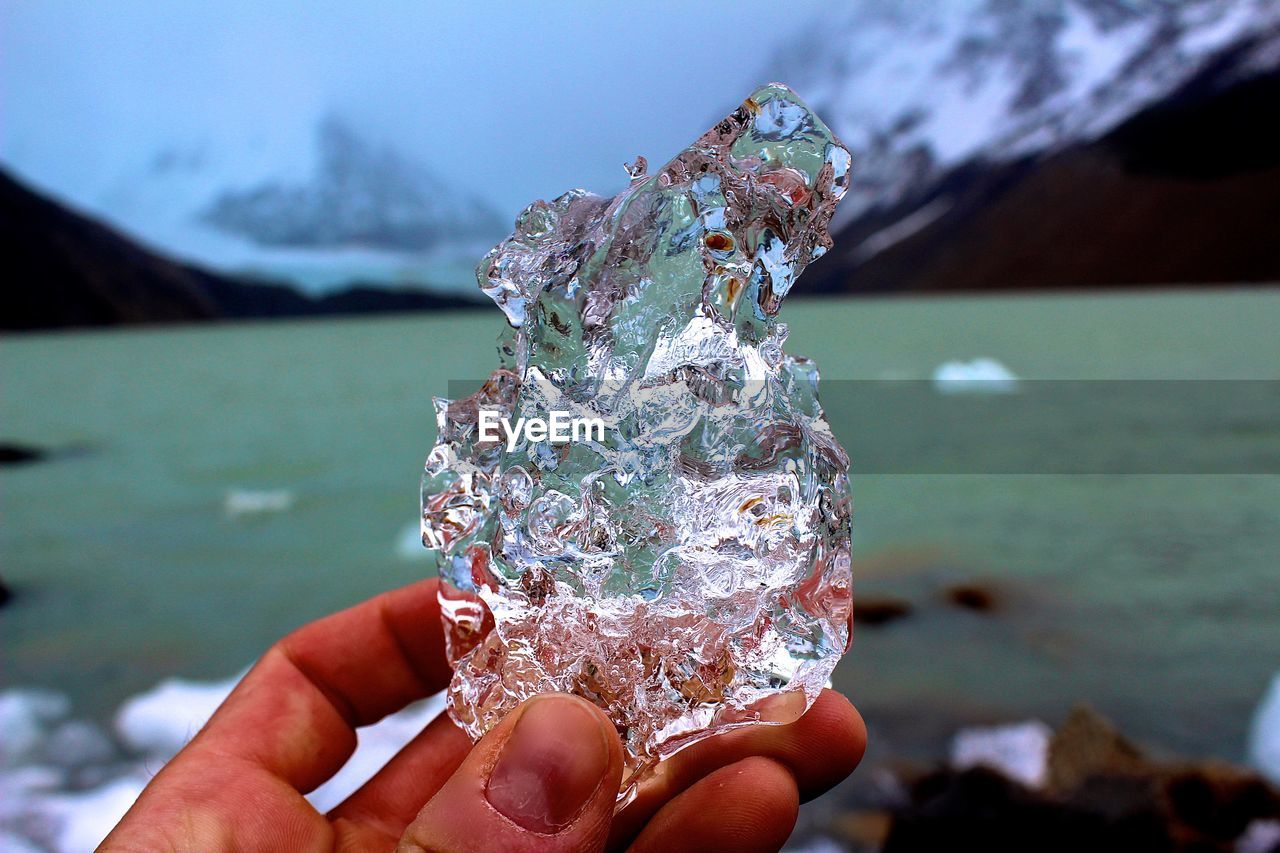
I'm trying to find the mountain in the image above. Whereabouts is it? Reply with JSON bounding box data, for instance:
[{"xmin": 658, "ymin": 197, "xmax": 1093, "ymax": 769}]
[
  {"xmin": 5, "ymin": 115, "xmax": 504, "ymax": 296},
  {"xmin": 0, "ymin": 169, "xmax": 484, "ymax": 331},
  {"xmin": 200, "ymin": 117, "xmax": 504, "ymax": 252},
  {"xmin": 772, "ymin": 0, "xmax": 1280, "ymax": 292}
]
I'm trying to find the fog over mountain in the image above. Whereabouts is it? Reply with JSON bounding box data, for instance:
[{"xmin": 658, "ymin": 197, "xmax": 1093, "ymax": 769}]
[
  {"xmin": 199, "ymin": 117, "xmax": 504, "ymax": 251},
  {"xmin": 3, "ymin": 0, "xmax": 1275, "ymax": 300},
  {"xmin": 0, "ymin": 1, "xmax": 824, "ymax": 294}
]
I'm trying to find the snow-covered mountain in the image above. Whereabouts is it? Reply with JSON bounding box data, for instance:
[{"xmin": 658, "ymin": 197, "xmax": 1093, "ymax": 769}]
[
  {"xmin": 775, "ymin": 0, "xmax": 1280, "ymax": 231},
  {"xmin": 8, "ymin": 115, "xmax": 504, "ymax": 296},
  {"xmin": 200, "ymin": 117, "xmax": 503, "ymax": 252}
]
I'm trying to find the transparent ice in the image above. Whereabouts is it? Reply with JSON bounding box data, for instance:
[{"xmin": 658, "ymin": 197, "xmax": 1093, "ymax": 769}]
[{"xmin": 422, "ymin": 83, "xmax": 853, "ymax": 795}]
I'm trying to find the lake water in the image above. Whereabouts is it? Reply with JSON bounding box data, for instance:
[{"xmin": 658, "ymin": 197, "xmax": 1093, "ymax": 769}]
[{"xmin": 3, "ymin": 289, "xmax": 1278, "ymax": 768}]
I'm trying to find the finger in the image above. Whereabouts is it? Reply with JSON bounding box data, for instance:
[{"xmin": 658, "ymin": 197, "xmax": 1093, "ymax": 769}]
[
  {"xmin": 189, "ymin": 577, "xmax": 453, "ymax": 792},
  {"xmin": 102, "ymin": 759, "xmax": 329, "ymax": 851},
  {"xmin": 611, "ymin": 689, "xmax": 864, "ymax": 847},
  {"xmin": 103, "ymin": 579, "xmax": 453, "ymax": 848},
  {"xmin": 398, "ymin": 694, "xmax": 624, "ymax": 853},
  {"xmin": 328, "ymin": 709, "xmax": 473, "ymax": 837},
  {"xmin": 627, "ymin": 756, "xmax": 799, "ymax": 853},
  {"xmin": 676, "ymin": 689, "xmax": 866, "ymax": 799}
]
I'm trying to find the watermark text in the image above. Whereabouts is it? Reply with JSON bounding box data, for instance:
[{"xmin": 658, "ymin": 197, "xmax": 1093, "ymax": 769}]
[{"xmin": 478, "ymin": 410, "xmax": 606, "ymax": 451}]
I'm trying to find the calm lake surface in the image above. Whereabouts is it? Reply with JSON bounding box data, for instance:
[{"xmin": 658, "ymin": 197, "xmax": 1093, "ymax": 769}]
[{"xmin": 3, "ymin": 289, "xmax": 1278, "ymax": 764}]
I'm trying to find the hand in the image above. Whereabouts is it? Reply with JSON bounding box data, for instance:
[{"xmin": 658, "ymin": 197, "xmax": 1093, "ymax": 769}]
[{"xmin": 102, "ymin": 579, "xmax": 865, "ymax": 852}]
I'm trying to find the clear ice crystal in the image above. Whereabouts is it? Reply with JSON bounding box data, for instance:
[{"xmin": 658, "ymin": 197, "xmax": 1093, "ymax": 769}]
[{"xmin": 422, "ymin": 83, "xmax": 853, "ymax": 793}]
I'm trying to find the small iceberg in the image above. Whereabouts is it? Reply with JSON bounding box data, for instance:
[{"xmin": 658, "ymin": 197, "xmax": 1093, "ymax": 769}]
[
  {"xmin": 932, "ymin": 357, "xmax": 1019, "ymax": 394},
  {"xmin": 224, "ymin": 488, "xmax": 294, "ymax": 517},
  {"xmin": 950, "ymin": 719, "xmax": 1052, "ymax": 788},
  {"xmin": 1248, "ymin": 671, "xmax": 1280, "ymax": 785},
  {"xmin": 397, "ymin": 521, "xmax": 431, "ymax": 560}
]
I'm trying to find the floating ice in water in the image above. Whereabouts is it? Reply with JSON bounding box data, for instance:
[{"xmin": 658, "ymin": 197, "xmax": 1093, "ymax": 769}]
[
  {"xmin": 950, "ymin": 719, "xmax": 1052, "ymax": 788},
  {"xmin": 1248, "ymin": 670, "xmax": 1280, "ymax": 785},
  {"xmin": 932, "ymin": 357, "xmax": 1019, "ymax": 394},
  {"xmin": 223, "ymin": 488, "xmax": 294, "ymax": 517},
  {"xmin": 398, "ymin": 521, "xmax": 434, "ymax": 559},
  {"xmin": 422, "ymin": 83, "xmax": 854, "ymax": 791}
]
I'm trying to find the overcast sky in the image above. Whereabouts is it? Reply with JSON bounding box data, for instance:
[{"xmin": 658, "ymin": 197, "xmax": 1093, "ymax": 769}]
[{"xmin": 2, "ymin": 0, "xmax": 828, "ymax": 218}]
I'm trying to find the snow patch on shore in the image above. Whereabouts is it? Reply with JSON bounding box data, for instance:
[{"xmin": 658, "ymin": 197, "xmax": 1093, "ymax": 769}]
[
  {"xmin": 114, "ymin": 676, "xmax": 241, "ymax": 758},
  {"xmin": 951, "ymin": 720, "xmax": 1052, "ymax": 788},
  {"xmin": 0, "ymin": 676, "xmax": 445, "ymax": 851},
  {"xmin": 1248, "ymin": 671, "xmax": 1280, "ymax": 786}
]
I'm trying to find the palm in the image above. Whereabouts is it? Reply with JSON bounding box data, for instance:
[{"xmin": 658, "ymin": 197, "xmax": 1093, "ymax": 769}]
[{"xmin": 102, "ymin": 579, "xmax": 864, "ymax": 852}]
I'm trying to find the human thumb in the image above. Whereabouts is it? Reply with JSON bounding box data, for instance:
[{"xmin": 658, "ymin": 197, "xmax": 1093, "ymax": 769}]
[{"xmin": 396, "ymin": 694, "xmax": 623, "ymax": 852}]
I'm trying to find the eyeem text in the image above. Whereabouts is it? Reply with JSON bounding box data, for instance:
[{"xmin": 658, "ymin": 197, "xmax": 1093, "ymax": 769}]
[{"xmin": 478, "ymin": 410, "xmax": 606, "ymax": 451}]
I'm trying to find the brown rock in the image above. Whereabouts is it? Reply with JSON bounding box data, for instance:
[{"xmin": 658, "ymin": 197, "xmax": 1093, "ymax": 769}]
[
  {"xmin": 1162, "ymin": 762, "xmax": 1280, "ymax": 844},
  {"xmin": 1047, "ymin": 704, "xmax": 1150, "ymax": 795},
  {"xmin": 830, "ymin": 810, "xmax": 893, "ymax": 849},
  {"xmin": 942, "ymin": 582, "xmax": 999, "ymax": 612},
  {"xmin": 0, "ymin": 443, "xmax": 47, "ymax": 466},
  {"xmin": 854, "ymin": 596, "xmax": 913, "ymax": 626},
  {"xmin": 890, "ymin": 706, "xmax": 1280, "ymax": 850},
  {"xmin": 885, "ymin": 766, "xmax": 1172, "ymax": 852}
]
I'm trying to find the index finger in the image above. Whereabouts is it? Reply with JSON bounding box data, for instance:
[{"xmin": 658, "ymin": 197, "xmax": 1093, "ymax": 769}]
[{"xmin": 188, "ymin": 577, "xmax": 453, "ymax": 792}]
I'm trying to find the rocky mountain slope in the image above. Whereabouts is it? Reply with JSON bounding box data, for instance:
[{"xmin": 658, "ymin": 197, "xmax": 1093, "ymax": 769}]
[
  {"xmin": 776, "ymin": 0, "xmax": 1280, "ymax": 291},
  {"xmin": 1, "ymin": 169, "xmax": 482, "ymax": 331},
  {"xmin": 4, "ymin": 114, "xmax": 504, "ymax": 296}
]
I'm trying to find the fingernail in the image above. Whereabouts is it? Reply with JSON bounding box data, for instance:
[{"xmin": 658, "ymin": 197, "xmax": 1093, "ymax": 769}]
[
  {"xmin": 485, "ymin": 695, "xmax": 610, "ymax": 833},
  {"xmin": 753, "ymin": 688, "xmax": 808, "ymax": 724}
]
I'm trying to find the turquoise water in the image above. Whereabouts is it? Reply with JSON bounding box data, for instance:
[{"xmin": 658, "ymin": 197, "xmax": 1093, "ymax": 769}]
[{"xmin": 2, "ymin": 290, "xmax": 1278, "ymax": 764}]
